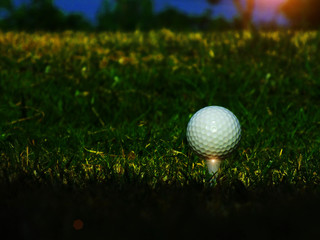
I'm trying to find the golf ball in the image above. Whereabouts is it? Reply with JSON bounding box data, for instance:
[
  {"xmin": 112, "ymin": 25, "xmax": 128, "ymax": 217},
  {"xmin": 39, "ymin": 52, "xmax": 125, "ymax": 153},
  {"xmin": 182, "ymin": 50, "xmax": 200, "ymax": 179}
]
[{"xmin": 186, "ymin": 106, "xmax": 241, "ymax": 160}]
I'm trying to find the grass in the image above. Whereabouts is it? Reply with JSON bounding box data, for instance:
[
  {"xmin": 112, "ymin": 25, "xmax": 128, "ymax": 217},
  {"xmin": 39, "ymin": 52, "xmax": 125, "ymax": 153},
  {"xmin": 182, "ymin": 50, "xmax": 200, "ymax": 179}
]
[{"xmin": 0, "ymin": 30, "xmax": 320, "ymax": 239}]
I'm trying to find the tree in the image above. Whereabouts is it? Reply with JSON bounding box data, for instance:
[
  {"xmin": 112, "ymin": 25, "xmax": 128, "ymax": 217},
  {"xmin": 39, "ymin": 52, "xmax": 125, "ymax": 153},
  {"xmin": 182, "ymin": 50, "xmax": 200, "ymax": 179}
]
[
  {"xmin": 0, "ymin": 0, "xmax": 92, "ymax": 31},
  {"xmin": 281, "ymin": 0, "xmax": 320, "ymax": 28},
  {"xmin": 156, "ymin": 7, "xmax": 193, "ymax": 30},
  {"xmin": 0, "ymin": 0, "xmax": 13, "ymax": 12},
  {"xmin": 1, "ymin": 0, "xmax": 92, "ymax": 31},
  {"xmin": 207, "ymin": 0, "xmax": 254, "ymax": 29},
  {"xmin": 139, "ymin": 0, "xmax": 154, "ymax": 30},
  {"xmin": 64, "ymin": 14, "xmax": 93, "ymax": 31},
  {"xmin": 0, "ymin": 0, "xmax": 13, "ymax": 24},
  {"xmin": 233, "ymin": 0, "xmax": 254, "ymax": 29},
  {"xmin": 2, "ymin": 0, "xmax": 65, "ymax": 30},
  {"xmin": 207, "ymin": 0, "xmax": 221, "ymax": 4},
  {"xmin": 97, "ymin": 0, "xmax": 154, "ymax": 31},
  {"xmin": 97, "ymin": 0, "xmax": 115, "ymax": 30}
]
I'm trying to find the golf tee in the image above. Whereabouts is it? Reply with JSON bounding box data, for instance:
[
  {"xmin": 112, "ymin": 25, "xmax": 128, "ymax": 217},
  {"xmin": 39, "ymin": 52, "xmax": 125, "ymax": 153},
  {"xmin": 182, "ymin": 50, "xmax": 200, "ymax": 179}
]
[{"xmin": 206, "ymin": 159, "xmax": 222, "ymax": 176}]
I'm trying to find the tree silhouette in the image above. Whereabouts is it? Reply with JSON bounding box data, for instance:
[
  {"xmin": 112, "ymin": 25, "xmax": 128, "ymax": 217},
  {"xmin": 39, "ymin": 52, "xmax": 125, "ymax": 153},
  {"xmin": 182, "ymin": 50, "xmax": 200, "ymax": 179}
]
[
  {"xmin": 0, "ymin": 0, "xmax": 13, "ymax": 12},
  {"xmin": 156, "ymin": 8, "xmax": 193, "ymax": 30},
  {"xmin": 0, "ymin": 0, "xmax": 13, "ymax": 26},
  {"xmin": 207, "ymin": 0, "xmax": 254, "ymax": 29},
  {"xmin": 281, "ymin": 0, "xmax": 320, "ymax": 28},
  {"xmin": 207, "ymin": 0, "xmax": 221, "ymax": 4},
  {"xmin": 233, "ymin": 0, "xmax": 254, "ymax": 29},
  {"xmin": 0, "ymin": 0, "xmax": 92, "ymax": 31},
  {"xmin": 64, "ymin": 13, "xmax": 93, "ymax": 31},
  {"xmin": 96, "ymin": 0, "xmax": 114, "ymax": 30},
  {"xmin": 97, "ymin": 0, "xmax": 154, "ymax": 31}
]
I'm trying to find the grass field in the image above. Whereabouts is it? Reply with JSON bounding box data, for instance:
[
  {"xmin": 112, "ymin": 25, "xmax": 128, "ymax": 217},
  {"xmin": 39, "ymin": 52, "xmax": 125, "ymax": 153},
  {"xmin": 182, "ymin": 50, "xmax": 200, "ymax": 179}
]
[{"xmin": 1, "ymin": 30, "xmax": 320, "ymax": 239}]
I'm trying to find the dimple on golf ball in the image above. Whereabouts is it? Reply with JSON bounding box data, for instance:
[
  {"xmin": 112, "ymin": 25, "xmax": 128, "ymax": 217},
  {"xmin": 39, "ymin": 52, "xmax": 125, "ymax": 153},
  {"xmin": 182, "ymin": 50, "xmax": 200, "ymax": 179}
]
[{"xmin": 186, "ymin": 106, "xmax": 241, "ymax": 160}]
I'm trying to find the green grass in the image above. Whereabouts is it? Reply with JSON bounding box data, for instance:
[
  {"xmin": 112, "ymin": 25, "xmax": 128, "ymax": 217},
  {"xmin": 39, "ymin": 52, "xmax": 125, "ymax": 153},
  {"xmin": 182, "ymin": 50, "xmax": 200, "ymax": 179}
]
[{"xmin": 1, "ymin": 30, "xmax": 320, "ymax": 239}]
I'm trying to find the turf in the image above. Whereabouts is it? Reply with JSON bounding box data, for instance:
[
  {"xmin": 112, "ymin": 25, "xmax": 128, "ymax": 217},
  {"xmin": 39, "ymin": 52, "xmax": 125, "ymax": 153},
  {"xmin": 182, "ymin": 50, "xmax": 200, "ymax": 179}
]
[{"xmin": 0, "ymin": 30, "xmax": 320, "ymax": 239}]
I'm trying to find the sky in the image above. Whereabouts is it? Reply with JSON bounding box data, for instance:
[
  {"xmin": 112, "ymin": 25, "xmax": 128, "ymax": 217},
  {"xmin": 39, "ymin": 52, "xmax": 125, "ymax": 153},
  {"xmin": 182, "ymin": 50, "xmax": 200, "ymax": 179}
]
[{"xmin": 12, "ymin": 0, "xmax": 289, "ymax": 25}]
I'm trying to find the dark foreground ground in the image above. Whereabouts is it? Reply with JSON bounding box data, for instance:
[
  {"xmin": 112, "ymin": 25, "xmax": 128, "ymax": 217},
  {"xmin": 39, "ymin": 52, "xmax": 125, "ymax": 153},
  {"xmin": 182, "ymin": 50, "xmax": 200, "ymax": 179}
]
[{"xmin": 2, "ymin": 181, "xmax": 320, "ymax": 240}]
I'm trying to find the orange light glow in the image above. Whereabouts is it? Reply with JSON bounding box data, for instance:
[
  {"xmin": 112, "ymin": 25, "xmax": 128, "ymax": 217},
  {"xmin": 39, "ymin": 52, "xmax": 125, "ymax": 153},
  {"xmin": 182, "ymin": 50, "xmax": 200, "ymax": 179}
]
[
  {"xmin": 256, "ymin": 0, "xmax": 286, "ymax": 9},
  {"xmin": 208, "ymin": 158, "xmax": 218, "ymax": 164},
  {"xmin": 73, "ymin": 219, "xmax": 84, "ymax": 230},
  {"xmin": 205, "ymin": 159, "xmax": 222, "ymax": 175}
]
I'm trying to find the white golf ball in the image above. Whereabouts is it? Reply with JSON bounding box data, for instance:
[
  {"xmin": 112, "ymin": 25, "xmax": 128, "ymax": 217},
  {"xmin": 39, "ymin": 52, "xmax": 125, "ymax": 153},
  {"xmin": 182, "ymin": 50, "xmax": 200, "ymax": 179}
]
[{"xmin": 186, "ymin": 106, "xmax": 241, "ymax": 160}]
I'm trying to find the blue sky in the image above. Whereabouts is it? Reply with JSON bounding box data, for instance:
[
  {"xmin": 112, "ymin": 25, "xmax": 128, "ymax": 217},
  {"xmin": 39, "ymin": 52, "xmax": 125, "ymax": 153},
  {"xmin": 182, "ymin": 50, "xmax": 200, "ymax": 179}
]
[{"xmin": 12, "ymin": 0, "xmax": 288, "ymax": 25}]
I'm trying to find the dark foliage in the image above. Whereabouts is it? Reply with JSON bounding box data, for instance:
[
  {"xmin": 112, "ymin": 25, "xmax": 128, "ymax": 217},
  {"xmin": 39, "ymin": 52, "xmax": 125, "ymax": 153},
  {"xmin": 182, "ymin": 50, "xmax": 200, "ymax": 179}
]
[
  {"xmin": 0, "ymin": 0, "xmax": 92, "ymax": 31},
  {"xmin": 281, "ymin": 0, "xmax": 320, "ymax": 28}
]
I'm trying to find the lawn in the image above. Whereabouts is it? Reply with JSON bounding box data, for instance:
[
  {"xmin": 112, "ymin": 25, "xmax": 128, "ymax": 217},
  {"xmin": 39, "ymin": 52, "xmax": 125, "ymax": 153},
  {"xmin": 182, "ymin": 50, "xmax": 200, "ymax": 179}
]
[{"xmin": 0, "ymin": 30, "xmax": 320, "ymax": 239}]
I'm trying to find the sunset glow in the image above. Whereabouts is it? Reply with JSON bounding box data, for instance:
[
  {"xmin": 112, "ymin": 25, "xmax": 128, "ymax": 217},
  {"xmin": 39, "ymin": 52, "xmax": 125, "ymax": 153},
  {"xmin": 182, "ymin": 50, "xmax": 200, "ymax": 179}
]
[{"xmin": 256, "ymin": 0, "xmax": 287, "ymax": 9}]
